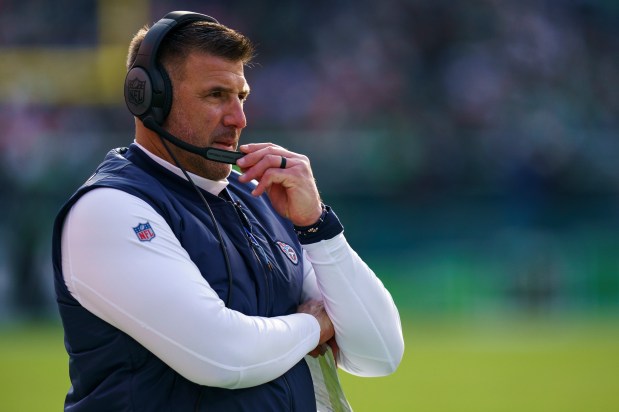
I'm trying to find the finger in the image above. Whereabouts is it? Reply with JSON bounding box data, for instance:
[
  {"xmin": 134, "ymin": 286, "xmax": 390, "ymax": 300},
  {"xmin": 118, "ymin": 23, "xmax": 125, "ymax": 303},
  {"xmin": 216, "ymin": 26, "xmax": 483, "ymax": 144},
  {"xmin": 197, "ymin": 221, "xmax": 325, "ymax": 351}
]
[
  {"xmin": 237, "ymin": 150, "xmax": 292, "ymax": 186},
  {"xmin": 237, "ymin": 144, "xmax": 304, "ymax": 170},
  {"xmin": 239, "ymin": 142, "xmax": 282, "ymax": 154},
  {"xmin": 243, "ymin": 159, "xmax": 307, "ymax": 199},
  {"xmin": 327, "ymin": 339, "xmax": 339, "ymax": 365},
  {"xmin": 308, "ymin": 343, "xmax": 329, "ymax": 358},
  {"xmin": 239, "ymin": 152, "xmax": 292, "ymax": 183},
  {"xmin": 240, "ymin": 166, "xmax": 285, "ymax": 198},
  {"xmin": 238, "ymin": 144, "xmax": 285, "ymax": 166}
]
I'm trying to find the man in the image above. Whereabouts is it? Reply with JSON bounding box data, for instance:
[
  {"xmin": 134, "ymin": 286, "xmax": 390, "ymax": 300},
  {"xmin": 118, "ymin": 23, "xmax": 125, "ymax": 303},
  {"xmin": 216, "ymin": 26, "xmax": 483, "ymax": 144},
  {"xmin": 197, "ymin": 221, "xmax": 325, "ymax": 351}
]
[{"xmin": 52, "ymin": 11, "xmax": 404, "ymax": 411}]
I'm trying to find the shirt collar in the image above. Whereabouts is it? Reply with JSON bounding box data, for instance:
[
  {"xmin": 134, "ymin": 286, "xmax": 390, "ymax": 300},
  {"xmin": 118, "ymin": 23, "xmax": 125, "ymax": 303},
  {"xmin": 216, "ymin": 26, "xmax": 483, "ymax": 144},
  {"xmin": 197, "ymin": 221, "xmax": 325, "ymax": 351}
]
[{"xmin": 134, "ymin": 141, "xmax": 229, "ymax": 196}]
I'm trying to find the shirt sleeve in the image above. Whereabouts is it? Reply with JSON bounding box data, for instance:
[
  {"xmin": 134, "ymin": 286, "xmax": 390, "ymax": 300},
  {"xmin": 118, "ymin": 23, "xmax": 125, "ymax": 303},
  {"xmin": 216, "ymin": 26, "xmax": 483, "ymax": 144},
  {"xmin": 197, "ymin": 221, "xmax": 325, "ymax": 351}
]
[
  {"xmin": 61, "ymin": 187, "xmax": 320, "ymax": 389},
  {"xmin": 301, "ymin": 234, "xmax": 404, "ymax": 377}
]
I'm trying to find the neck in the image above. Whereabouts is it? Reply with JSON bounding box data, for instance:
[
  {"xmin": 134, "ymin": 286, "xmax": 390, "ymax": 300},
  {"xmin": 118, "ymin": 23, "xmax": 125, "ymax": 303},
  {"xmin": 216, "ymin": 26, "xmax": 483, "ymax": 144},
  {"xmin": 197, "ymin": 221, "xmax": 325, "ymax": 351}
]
[
  {"xmin": 133, "ymin": 141, "xmax": 230, "ymax": 196},
  {"xmin": 135, "ymin": 119, "xmax": 173, "ymax": 164}
]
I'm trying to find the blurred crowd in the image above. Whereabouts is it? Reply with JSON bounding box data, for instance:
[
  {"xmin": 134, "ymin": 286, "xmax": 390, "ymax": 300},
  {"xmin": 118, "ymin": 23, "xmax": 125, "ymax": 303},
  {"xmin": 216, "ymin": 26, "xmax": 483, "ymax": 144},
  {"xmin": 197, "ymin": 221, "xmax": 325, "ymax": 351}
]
[{"xmin": 1, "ymin": 0, "xmax": 618, "ymax": 318}]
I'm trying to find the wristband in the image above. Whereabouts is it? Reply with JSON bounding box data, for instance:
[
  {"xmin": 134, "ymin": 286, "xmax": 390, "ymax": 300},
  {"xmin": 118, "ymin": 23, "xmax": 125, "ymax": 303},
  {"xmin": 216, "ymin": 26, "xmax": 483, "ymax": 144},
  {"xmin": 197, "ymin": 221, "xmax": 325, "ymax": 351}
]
[
  {"xmin": 294, "ymin": 203, "xmax": 328, "ymax": 237},
  {"xmin": 294, "ymin": 204, "xmax": 344, "ymax": 244}
]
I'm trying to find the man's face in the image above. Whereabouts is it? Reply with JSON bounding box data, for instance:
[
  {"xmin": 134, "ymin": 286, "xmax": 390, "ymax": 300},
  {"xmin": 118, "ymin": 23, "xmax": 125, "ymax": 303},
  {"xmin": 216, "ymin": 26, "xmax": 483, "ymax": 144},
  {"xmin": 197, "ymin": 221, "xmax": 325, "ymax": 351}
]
[{"xmin": 163, "ymin": 52, "xmax": 250, "ymax": 180}]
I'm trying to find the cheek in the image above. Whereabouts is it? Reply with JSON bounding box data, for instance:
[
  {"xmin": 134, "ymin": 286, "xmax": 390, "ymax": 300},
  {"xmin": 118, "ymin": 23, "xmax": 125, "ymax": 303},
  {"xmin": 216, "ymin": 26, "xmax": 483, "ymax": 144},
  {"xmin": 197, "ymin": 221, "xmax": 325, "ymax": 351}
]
[
  {"xmin": 164, "ymin": 110, "xmax": 189, "ymax": 135},
  {"xmin": 166, "ymin": 97, "xmax": 222, "ymax": 142}
]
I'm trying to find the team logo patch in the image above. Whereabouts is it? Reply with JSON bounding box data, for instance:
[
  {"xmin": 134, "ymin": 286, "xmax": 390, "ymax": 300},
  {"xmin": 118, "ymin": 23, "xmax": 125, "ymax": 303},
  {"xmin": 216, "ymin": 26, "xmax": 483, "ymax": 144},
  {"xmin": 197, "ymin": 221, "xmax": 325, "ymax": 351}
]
[
  {"xmin": 276, "ymin": 241, "xmax": 299, "ymax": 265},
  {"xmin": 127, "ymin": 77, "xmax": 146, "ymax": 105},
  {"xmin": 133, "ymin": 222, "xmax": 156, "ymax": 242}
]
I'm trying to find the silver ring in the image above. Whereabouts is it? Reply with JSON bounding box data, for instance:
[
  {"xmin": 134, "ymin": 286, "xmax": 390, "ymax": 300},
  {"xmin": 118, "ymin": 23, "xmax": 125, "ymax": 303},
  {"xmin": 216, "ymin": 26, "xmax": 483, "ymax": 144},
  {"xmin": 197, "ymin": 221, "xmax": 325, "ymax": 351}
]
[{"xmin": 279, "ymin": 156, "xmax": 287, "ymax": 169}]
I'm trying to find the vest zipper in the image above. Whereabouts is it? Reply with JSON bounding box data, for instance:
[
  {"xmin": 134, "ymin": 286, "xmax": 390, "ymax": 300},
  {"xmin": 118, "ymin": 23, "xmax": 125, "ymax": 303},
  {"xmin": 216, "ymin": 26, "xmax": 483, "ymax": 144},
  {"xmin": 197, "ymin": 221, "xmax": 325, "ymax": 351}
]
[
  {"xmin": 282, "ymin": 374, "xmax": 294, "ymax": 411},
  {"xmin": 233, "ymin": 202, "xmax": 273, "ymax": 270},
  {"xmin": 194, "ymin": 388, "xmax": 204, "ymax": 412},
  {"xmin": 232, "ymin": 202, "xmax": 273, "ymax": 312}
]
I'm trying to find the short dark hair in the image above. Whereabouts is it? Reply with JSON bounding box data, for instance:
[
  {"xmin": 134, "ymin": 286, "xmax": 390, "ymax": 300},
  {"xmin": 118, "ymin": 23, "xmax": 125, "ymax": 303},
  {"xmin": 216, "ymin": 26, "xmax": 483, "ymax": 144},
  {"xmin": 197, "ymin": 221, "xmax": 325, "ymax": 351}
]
[{"xmin": 126, "ymin": 20, "xmax": 255, "ymax": 77}]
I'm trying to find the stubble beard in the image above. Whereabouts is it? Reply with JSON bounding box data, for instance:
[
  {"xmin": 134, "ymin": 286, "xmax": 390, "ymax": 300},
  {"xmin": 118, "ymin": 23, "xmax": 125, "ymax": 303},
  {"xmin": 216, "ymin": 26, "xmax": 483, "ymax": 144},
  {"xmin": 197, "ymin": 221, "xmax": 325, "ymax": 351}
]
[
  {"xmin": 184, "ymin": 151, "xmax": 232, "ymax": 181},
  {"xmin": 167, "ymin": 125, "xmax": 235, "ymax": 181}
]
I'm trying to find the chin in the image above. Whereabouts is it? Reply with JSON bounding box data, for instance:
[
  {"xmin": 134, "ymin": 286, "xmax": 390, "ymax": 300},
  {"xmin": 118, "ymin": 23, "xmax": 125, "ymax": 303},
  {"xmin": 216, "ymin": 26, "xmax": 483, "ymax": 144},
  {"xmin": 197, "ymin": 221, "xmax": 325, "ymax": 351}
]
[
  {"xmin": 208, "ymin": 163, "xmax": 232, "ymax": 181},
  {"xmin": 186, "ymin": 156, "xmax": 231, "ymax": 181}
]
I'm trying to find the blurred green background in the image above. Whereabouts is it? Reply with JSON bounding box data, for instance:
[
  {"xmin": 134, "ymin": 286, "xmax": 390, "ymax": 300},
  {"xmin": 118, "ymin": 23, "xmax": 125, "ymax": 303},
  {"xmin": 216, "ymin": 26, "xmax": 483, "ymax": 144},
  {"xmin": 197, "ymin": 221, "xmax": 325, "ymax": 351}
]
[
  {"xmin": 2, "ymin": 314, "xmax": 618, "ymax": 411},
  {"xmin": 1, "ymin": 0, "xmax": 618, "ymax": 410}
]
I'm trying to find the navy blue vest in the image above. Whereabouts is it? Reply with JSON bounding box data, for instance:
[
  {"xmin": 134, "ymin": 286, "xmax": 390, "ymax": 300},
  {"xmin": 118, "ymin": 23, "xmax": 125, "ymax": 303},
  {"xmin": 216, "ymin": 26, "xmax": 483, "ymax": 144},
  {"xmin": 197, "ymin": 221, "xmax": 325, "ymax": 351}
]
[{"xmin": 52, "ymin": 145, "xmax": 317, "ymax": 411}]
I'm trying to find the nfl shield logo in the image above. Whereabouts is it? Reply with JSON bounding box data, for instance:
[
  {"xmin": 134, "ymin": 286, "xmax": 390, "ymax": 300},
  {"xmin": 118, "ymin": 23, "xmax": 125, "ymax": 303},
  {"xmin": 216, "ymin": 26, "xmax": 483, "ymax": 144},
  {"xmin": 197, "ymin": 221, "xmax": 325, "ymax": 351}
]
[
  {"xmin": 276, "ymin": 241, "xmax": 299, "ymax": 265},
  {"xmin": 133, "ymin": 222, "xmax": 156, "ymax": 242},
  {"xmin": 127, "ymin": 77, "xmax": 146, "ymax": 106}
]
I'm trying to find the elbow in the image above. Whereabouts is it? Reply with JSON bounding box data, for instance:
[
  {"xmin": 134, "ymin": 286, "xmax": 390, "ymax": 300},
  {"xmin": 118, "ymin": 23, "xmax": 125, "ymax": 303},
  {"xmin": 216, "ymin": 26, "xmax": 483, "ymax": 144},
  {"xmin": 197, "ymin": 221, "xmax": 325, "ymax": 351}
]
[
  {"xmin": 380, "ymin": 348, "xmax": 404, "ymax": 376},
  {"xmin": 339, "ymin": 339, "xmax": 405, "ymax": 377},
  {"xmin": 366, "ymin": 361, "xmax": 399, "ymax": 377},
  {"xmin": 379, "ymin": 323, "xmax": 405, "ymax": 375},
  {"xmin": 373, "ymin": 342, "xmax": 405, "ymax": 376},
  {"xmin": 390, "ymin": 339, "xmax": 405, "ymax": 373}
]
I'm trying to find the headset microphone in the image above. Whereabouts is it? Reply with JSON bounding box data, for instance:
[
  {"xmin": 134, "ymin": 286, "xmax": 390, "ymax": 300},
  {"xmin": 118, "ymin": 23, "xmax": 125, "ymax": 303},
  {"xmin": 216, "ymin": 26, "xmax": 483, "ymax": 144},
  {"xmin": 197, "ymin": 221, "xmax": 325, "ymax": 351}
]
[{"xmin": 142, "ymin": 117, "xmax": 245, "ymax": 165}]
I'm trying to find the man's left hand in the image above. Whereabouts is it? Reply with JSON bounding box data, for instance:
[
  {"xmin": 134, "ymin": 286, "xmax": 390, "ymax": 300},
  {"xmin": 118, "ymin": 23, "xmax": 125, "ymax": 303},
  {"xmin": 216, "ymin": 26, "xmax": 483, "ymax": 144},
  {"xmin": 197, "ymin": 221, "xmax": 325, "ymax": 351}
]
[{"xmin": 237, "ymin": 143, "xmax": 322, "ymax": 226}]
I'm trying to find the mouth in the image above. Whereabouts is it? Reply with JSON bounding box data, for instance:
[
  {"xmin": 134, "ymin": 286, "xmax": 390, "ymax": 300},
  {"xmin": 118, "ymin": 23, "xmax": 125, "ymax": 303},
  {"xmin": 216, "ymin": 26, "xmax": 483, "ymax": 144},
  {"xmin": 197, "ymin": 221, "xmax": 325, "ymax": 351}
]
[
  {"xmin": 212, "ymin": 141, "xmax": 237, "ymax": 152},
  {"xmin": 212, "ymin": 131, "xmax": 239, "ymax": 151}
]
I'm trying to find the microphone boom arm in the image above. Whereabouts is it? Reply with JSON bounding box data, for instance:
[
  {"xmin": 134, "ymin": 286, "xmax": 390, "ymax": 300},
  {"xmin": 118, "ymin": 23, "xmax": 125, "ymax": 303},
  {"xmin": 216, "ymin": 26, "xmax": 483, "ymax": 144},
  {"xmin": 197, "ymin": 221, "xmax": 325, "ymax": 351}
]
[{"xmin": 142, "ymin": 117, "xmax": 245, "ymax": 165}]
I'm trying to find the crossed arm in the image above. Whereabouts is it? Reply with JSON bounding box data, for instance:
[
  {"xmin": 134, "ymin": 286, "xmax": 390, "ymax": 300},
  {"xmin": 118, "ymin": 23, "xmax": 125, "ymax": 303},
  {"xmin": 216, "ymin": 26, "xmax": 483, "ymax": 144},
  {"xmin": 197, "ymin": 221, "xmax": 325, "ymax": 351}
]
[{"xmin": 62, "ymin": 188, "xmax": 403, "ymax": 388}]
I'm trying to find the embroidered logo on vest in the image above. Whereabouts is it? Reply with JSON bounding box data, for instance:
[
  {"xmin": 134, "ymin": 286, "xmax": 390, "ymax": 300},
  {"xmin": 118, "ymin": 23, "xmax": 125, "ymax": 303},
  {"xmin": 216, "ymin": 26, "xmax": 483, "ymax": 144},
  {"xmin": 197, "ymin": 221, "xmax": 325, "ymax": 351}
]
[
  {"xmin": 276, "ymin": 241, "xmax": 299, "ymax": 265},
  {"xmin": 133, "ymin": 222, "xmax": 156, "ymax": 242}
]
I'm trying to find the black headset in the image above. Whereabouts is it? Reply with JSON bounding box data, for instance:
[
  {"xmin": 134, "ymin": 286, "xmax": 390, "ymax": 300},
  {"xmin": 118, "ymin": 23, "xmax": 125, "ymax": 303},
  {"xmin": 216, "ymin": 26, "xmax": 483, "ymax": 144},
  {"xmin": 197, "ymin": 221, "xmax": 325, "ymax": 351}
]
[
  {"xmin": 124, "ymin": 11, "xmax": 218, "ymax": 125},
  {"xmin": 123, "ymin": 11, "xmax": 243, "ymax": 164}
]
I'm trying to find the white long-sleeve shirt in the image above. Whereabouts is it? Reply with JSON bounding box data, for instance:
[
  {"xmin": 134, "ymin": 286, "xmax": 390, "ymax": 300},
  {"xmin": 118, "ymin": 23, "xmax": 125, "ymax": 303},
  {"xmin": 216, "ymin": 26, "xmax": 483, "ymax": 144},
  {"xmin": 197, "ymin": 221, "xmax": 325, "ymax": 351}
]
[{"xmin": 60, "ymin": 145, "xmax": 404, "ymax": 389}]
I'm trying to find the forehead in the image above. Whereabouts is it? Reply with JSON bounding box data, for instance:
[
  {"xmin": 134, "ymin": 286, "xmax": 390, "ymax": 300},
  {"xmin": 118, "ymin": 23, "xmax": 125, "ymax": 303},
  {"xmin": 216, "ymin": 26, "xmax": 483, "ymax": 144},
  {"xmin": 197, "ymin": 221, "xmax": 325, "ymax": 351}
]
[{"xmin": 173, "ymin": 52, "xmax": 248, "ymax": 89}]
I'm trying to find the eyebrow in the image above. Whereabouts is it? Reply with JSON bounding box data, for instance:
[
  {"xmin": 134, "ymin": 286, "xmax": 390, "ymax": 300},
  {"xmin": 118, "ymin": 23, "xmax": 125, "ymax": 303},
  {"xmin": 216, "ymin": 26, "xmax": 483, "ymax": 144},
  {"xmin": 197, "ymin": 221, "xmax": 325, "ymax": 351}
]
[{"xmin": 208, "ymin": 85, "xmax": 251, "ymax": 95}]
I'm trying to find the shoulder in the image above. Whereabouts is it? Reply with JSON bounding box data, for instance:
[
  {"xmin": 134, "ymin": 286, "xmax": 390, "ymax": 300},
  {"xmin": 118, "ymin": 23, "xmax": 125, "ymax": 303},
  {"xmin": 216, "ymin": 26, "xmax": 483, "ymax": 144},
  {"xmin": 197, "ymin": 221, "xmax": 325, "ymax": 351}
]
[{"xmin": 72, "ymin": 188, "xmax": 154, "ymax": 217}]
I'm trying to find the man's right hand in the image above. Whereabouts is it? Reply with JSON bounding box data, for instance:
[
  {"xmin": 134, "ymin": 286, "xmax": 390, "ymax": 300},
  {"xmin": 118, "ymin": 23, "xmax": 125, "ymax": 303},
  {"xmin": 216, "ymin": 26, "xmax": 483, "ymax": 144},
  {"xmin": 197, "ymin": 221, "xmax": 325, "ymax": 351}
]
[{"xmin": 297, "ymin": 299, "xmax": 335, "ymax": 356}]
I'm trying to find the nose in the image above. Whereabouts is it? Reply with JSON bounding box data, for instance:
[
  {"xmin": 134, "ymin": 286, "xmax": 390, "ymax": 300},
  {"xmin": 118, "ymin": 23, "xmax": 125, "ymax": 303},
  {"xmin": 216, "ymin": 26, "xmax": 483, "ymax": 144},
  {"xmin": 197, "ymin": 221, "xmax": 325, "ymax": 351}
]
[{"xmin": 222, "ymin": 98, "xmax": 247, "ymax": 130}]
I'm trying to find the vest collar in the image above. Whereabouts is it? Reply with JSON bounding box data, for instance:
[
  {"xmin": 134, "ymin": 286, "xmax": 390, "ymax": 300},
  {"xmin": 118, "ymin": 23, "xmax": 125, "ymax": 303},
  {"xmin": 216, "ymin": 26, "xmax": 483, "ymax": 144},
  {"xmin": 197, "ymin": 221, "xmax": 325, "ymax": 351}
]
[{"xmin": 132, "ymin": 141, "xmax": 229, "ymax": 196}]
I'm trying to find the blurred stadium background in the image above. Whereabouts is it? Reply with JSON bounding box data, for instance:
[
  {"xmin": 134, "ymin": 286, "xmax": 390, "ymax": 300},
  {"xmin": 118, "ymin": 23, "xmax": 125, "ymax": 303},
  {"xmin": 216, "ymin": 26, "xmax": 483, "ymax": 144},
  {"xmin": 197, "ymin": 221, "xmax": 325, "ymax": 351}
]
[{"xmin": 0, "ymin": 0, "xmax": 618, "ymax": 410}]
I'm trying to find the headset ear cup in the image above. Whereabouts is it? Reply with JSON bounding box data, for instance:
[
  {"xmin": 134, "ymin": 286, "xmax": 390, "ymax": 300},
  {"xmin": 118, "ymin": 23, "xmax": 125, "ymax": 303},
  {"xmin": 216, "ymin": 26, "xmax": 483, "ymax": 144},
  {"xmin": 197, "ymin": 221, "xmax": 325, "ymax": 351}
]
[{"xmin": 124, "ymin": 67, "xmax": 153, "ymax": 119}]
